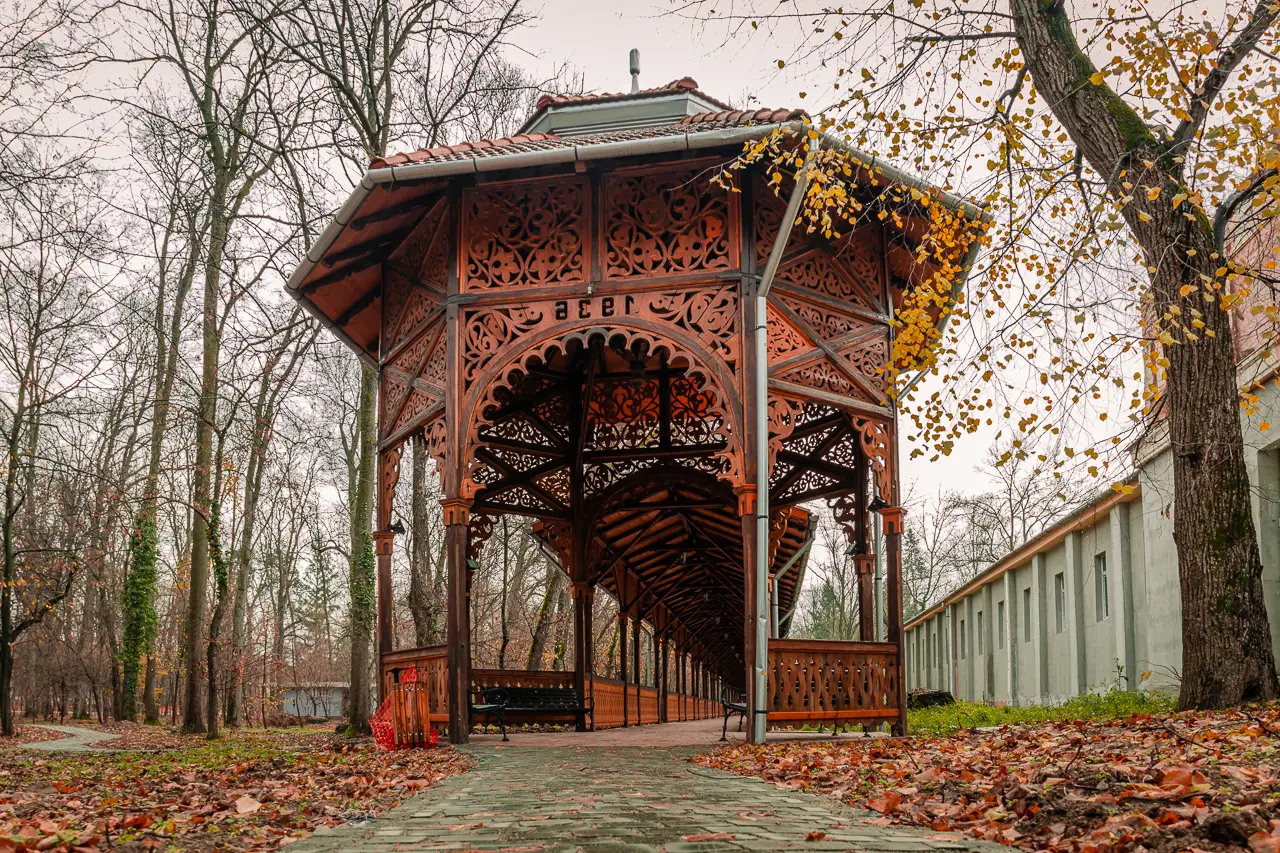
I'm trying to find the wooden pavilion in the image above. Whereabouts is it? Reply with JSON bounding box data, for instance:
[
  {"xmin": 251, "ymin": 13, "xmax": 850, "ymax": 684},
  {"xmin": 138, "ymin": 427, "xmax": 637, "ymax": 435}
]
[{"xmin": 285, "ymin": 70, "xmax": 977, "ymax": 744}]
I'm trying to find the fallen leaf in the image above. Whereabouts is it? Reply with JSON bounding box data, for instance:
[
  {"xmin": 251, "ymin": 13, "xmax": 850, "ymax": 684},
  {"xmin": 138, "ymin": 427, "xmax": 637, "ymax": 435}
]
[{"xmin": 235, "ymin": 796, "xmax": 262, "ymax": 816}]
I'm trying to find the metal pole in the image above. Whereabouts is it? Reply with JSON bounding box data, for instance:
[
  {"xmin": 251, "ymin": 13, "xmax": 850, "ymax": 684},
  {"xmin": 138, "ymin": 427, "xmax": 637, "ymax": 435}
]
[
  {"xmin": 752, "ymin": 136, "xmax": 817, "ymax": 743},
  {"xmin": 771, "ymin": 532, "xmax": 814, "ymax": 638}
]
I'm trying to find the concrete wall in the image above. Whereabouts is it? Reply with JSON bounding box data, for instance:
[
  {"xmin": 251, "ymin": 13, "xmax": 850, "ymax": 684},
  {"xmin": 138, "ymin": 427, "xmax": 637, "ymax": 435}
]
[
  {"xmin": 907, "ymin": 373, "xmax": 1280, "ymax": 705},
  {"xmin": 905, "ymin": 492, "xmax": 1147, "ymax": 705}
]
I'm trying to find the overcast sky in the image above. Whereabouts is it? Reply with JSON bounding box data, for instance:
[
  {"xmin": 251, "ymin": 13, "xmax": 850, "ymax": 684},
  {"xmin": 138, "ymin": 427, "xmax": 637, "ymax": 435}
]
[{"xmin": 515, "ymin": 1, "xmax": 1005, "ymax": 501}]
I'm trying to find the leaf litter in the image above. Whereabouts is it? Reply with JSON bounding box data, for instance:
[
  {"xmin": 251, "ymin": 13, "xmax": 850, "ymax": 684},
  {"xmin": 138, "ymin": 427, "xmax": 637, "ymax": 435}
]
[
  {"xmin": 0, "ymin": 726, "xmax": 469, "ymax": 853},
  {"xmin": 697, "ymin": 702, "xmax": 1280, "ymax": 852}
]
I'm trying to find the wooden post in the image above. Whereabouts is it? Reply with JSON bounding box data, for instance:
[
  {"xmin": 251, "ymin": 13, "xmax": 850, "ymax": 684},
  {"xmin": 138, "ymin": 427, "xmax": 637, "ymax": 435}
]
[
  {"xmin": 374, "ymin": 530, "xmax": 394, "ymax": 703},
  {"xmin": 632, "ymin": 617, "xmax": 641, "ymax": 724},
  {"xmin": 659, "ymin": 629, "xmax": 668, "ymax": 722},
  {"xmin": 881, "ymin": 505, "xmax": 907, "ymax": 735},
  {"xmin": 572, "ymin": 582, "xmax": 593, "ymax": 731},
  {"xmin": 442, "ymin": 498, "xmax": 471, "ymax": 744},
  {"xmin": 619, "ymin": 612, "xmax": 628, "ymax": 727}
]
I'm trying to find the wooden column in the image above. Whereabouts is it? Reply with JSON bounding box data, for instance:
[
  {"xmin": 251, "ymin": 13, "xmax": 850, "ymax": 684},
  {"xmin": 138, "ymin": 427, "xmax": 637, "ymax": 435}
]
[
  {"xmin": 658, "ymin": 629, "xmax": 668, "ymax": 722},
  {"xmin": 632, "ymin": 617, "xmax": 641, "ymax": 724},
  {"xmin": 619, "ymin": 612, "xmax": 628, "ymax": 727},
  {"xmin": 373, "ymin": 445, "xmax": 401, "ymax": 704},
  {"xmin": 881, "ymin": 505, "xmax": 907, "ymax": 735},
  {"xmin": 572, "ymin": 582, "xmax": 593, "ymax": 731},
  {"xmin": 374, "ymin": 530, "xmax": 395, "ymax": 703},
  {"xmin": 442, "ymin": 497, "xmax": 471, "ymax": 744},
  {"xmin": 855, "ymin": 452, "xmax": 876, "ymax": 641}
]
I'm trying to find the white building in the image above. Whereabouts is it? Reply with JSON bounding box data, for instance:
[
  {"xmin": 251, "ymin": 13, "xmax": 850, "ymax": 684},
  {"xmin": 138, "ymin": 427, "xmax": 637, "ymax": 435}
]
[{"xmin": 905, "ymin": 223, "xmax": 1280, "ymax": 704}]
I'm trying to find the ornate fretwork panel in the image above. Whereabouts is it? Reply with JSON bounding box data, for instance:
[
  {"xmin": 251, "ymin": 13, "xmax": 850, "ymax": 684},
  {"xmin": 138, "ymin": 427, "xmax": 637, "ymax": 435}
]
[
  {"xmin": 783, "ymin": 295, "xmax": 874, "ymax": 342},
  {"xmin": 462, "ymin": 177, "xmax": 588, "ymax": 291},
  {"xmin": 588, "ymin": 378, "xmax": 661, "ymax": 450},
  {"xmin": 774, "ymin": 360, "xmax": 859, "ymax": 398},
  {"xmin": 766, "ymin": 305, "xmax": 811, "ymax": 363},
  {"xmin": 767, "ymin": 640, "xmax": 899, "ymax": 724},
  {"xmin": 383, "ymin": 201, "xmax": 448, "ymax": 344},
  {"xmin": 769, "ymin": 404, "xmax": 874, "ymax": 506},
  {"xmin": 603, "ymin": 167, "xmax": 736, "ymax": 278},
  {"xmin": 668, "ymin": 373, "xmax": 725, "ymax": 448},
  {"xmin": 838, "ymin": 335, "xmax": 889, "ymax": 396},
  {"xmin": 392, "ymin": 388, "xmax": 435, "ymax": 435},
  {"xmin": 776, "ymin": 249, "xmax": 882, "ymax": 314},
  {"xmin": 381, "ymin": 322, "xmax": 446, "ymax": 441},
  {"xmin": 459, "ymin": 286, "xmax": 739, "ymax": 391}
]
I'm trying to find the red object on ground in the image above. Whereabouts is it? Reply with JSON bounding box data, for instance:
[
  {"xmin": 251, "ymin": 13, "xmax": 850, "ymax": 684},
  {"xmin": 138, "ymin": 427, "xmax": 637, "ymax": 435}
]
[{"xmin": 371, "ymin": 667, "xmax": 440, "ymax": 750}]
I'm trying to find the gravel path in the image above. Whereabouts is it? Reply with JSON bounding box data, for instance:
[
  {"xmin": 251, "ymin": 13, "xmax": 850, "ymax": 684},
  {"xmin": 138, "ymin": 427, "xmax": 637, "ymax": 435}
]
[{"xmin": 22, "ymin": 725, "xmax": 117, "ymax": 752}]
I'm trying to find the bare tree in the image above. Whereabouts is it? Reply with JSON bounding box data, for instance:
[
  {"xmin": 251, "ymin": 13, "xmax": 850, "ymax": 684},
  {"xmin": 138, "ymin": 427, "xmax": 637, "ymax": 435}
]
[{"xmin": 0, "ymin": 162, "xmax": 117, "ymax": 735}]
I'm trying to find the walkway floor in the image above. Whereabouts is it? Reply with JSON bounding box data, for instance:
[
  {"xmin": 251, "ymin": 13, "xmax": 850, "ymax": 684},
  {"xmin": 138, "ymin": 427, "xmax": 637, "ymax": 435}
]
[
  {"xmin": 22, "ymin": 725, "xmax": 116, "ymax": 752},
  {"xmin": 294, "ymin": 721, "xmax": 1001, "ymax": 853}
]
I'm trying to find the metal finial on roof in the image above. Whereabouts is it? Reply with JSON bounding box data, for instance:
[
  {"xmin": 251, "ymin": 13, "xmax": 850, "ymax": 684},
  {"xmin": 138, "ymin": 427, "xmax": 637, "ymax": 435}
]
[{"xmin": 629, "ymin": 48, "xmax": 640, "ymax": 94}]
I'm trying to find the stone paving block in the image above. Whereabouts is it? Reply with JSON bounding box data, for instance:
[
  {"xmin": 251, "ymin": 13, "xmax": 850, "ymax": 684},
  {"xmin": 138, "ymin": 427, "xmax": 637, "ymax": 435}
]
[{"xmin": 285, "ymin": 744, "xmax": 1005, "ymax": 853}]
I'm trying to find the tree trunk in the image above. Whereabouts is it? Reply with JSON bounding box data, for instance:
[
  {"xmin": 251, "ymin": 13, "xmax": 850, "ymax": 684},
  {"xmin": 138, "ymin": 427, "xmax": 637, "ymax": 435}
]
[
  {"xmin": 407, "ymin": 434, "xmax": 436, "ymax": 646},
  {"xmin": 143, "ymin": 655, "xmax": 158, "ymax": 724},
  {"xmin": 1009, "ymin": 0, "xmax": 1279, "ymax": 708},
  {"xmin": 551, "ymin": 582, "xmax": 571, "ymax": 671},
  {"xmin": 526, "ymin": 558, "xmax": 562, "ymax": 670},
  {"xmin": 346, "ymin": 365, "xmax": 378, "ymax": 735},
  {"xmin": 183, "ymin": 194, "xmax": 229, "ymax": 735}
]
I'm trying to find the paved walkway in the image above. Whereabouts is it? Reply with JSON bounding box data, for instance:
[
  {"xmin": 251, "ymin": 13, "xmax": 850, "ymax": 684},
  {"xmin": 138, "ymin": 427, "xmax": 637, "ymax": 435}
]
[
  {"xmin": 22, "ymin": 725, "xmax": 117, "ymax": 752},
  {"xmin": 295, "ymin": 739, "xmax": 1001, "ymax": 853}
]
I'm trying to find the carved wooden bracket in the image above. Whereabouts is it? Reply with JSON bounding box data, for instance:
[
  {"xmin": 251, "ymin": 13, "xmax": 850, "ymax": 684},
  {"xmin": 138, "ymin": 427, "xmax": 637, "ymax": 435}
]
[
  {"xmin": 372, "ymin": 530, "xmax": 395, "ymax": 558},
  {"xmin": 377, "ymin": 444, "xmax": 403, "ymax": 530}
]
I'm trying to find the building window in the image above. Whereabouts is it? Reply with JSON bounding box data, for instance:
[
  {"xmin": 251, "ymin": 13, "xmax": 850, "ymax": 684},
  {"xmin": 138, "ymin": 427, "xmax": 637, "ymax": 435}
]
[
  {"xmin": 977, "ymin": 611, "xmax": 984, "ymax": 655},
  {"xmin": 1055, "ymin": 572, "xmax": 1067, "ymax": 633},
  {"xmin": 1095, "ymin": 553, "xmax": 1110, "ymax": 621},
  {"xmin": 998, "ymin": 600, "xmax": 1006, "ymax": 649},
  {"xmin": 1023, "ymin": 588, "xmax": 1032, "ymax": 642},
  {"xmin": 960, "ymin": 619, "xmax": 966, "ymax": 658}
]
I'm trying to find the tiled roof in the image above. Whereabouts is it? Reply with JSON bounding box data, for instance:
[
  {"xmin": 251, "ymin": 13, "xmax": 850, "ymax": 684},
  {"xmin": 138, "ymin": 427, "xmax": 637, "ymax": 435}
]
[
  {"xmin": 369, "ymin": 108, "xmax": 809, "ymax": 169},
  {"xmin": 532, "ymin": 76, "xmax": 733, "ymax": 112}
]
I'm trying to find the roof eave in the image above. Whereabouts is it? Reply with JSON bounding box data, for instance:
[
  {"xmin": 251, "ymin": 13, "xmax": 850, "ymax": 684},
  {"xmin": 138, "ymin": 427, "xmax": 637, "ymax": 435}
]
[{"xmin": 288, "ymin": 120, "xmax": 986, "ymax": 364}]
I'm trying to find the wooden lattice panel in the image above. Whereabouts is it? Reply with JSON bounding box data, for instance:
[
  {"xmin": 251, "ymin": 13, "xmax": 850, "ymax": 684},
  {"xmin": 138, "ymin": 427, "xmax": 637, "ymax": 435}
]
[
  {"xmin": 766, "ymin": 639, "xmax": 899, "ymax": 726},
  {"xmin": 603, "ymin": 167, "xmax": 737, "ymax": 279},
  {"xmin": 462, "ymin": 177, "xmax": 588, "ymax": 291}
]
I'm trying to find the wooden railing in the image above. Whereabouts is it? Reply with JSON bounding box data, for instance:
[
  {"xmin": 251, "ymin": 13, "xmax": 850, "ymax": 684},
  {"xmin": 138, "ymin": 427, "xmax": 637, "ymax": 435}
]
[
  {"xmin": 379, "ymin": 646, "xmax": 725, "ymax": 732},
  {"xmin": 472, "ymin": 669, "xmax": 574, "ymax": 690},
  {"xmin": 380, "ymin": 645, "xmax": 448, "ymax": 724},
  {"xmin": 639, "ymin": 686, "xmax": 659, "ymax": 722},
  {"xmin": 590, "ymin": 676, "xmax": 628, "ymax": 728},
  {"xmin": 766, "ymin": 638, "xmax": 900, "ymax": 728}
]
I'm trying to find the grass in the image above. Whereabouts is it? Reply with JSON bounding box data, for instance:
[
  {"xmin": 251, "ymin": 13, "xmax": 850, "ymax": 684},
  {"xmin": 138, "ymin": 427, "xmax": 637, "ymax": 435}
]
[{"xmin": 907, "ymin": 688, "xmax": 1175, "ymax": 735}]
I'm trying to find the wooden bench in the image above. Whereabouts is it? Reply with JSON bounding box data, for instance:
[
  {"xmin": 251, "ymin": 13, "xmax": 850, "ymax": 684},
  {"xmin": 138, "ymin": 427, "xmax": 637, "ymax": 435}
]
[
  {"xmin": 720, "ymin": 687, "xmax": 746, "ymax": 741},
  {"xmin": 470, "ymin": 686, "xmax": 593, "ymax": 741}
]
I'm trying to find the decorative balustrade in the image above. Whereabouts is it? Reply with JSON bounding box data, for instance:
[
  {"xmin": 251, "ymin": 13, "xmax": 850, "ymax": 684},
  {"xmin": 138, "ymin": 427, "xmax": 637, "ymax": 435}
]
[
  {"xmin": 380, "ymin": 645, "xmax": 448, "ymax": 725},
  {"xmin": 589, "ymin": 676, "xmax": 628, "ymax": 728},
  {"xmin": 638, "ymin": 686, "xmax": 659, "ymax": 723},
  {"xmin": 766, "ymin": 639, "xmax": 900, "ymax": 729},
  {"xmin": 380, "ymin": 647, "xmax": 727, "ymax": 734}
]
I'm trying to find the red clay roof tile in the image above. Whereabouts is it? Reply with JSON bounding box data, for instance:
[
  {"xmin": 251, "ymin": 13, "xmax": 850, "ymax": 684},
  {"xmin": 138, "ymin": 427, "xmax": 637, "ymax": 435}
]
[{"xmin": 367, "ymin": 81, "xmax": 807, "ymax": 170}]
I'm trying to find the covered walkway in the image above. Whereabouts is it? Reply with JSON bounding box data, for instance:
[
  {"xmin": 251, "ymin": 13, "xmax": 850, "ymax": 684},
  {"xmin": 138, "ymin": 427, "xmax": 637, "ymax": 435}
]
[{"xmin": 287, "ymin": 71, "xmax": 979, "ymax": 746}]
